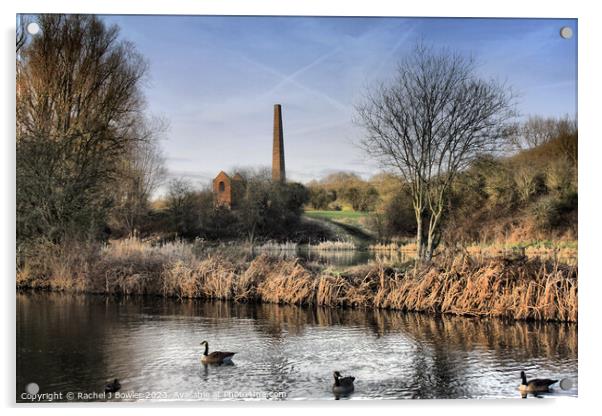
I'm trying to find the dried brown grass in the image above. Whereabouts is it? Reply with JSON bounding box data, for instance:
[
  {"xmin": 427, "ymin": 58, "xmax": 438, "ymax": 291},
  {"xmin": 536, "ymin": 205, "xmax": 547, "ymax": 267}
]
[{"xmin": 18, "ymin": 238, "xmax": 578, "ymax": 322}]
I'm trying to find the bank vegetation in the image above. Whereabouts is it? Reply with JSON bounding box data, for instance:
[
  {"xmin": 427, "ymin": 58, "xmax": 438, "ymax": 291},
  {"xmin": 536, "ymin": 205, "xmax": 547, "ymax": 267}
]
[{"xmin": 17, "ymin": 238, "xmax": 577, "ymax": 323}]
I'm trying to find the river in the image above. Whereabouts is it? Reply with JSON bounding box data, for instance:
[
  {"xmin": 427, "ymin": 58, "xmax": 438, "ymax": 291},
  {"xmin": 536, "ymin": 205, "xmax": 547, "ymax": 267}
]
[{"xmin": 16, "ymin": 292, "xmax": 577, "ymax": 401}]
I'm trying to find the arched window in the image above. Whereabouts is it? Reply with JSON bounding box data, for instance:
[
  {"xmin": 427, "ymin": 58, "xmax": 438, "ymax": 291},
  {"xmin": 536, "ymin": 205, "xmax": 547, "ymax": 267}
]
[{"xmin": 218, "ymin": 181, "xmax": 225, "ymax": 192}]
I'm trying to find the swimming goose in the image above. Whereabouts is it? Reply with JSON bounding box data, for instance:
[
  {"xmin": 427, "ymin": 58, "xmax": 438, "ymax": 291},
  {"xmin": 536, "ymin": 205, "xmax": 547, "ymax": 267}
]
[
  {"xmin": 519, "ymin": 371, "xmax": 558, "ymax": 393},
  {"xmin": 332, "ymin": 371, "xmax": 355, "ymax": 395},
  {"xmin": 200, "ymin": 340, "xmax": 236, "ymax": 365},
  {"xmin": 105, "ymin": 379, "xmax": 121, "ymax": 394}
]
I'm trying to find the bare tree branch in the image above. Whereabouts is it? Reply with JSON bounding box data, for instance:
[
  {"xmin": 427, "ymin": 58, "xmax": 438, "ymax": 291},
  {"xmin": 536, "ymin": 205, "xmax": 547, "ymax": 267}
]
[
  {"xmin": 16, "ymin": 14, "xmax": 159, "ymax": 243},
  {"xmin": 355, "ymin": 43, "xmax": 516, "ymax": 261}
]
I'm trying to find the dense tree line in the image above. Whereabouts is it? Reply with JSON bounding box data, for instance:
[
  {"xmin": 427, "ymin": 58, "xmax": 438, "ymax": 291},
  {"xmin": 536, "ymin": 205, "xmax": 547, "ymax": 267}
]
[
  {"xmin": 302, "ymin": 113, "xmax": 577, "ymax": 246},
  {"xmin": 446, "ymin": 122, "xmax": 578, "ymax": 243},
  {"xmin": 306, "ymin": 172, "xmax": 379, "ymax": 211},
  {"xmin": 365, "ymin": 118, "xmax": 578, "ymax": 243},
  {"xmin": 158, "ymin": 171, "xmax": 309, "ymax": 243}
]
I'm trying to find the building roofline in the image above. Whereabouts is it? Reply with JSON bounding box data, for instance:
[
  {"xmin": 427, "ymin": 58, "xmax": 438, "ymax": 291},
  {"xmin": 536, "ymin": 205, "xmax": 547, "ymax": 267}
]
[{"xmin": 213, "ymin": 170, "xmax": 231, "ymax": 182}]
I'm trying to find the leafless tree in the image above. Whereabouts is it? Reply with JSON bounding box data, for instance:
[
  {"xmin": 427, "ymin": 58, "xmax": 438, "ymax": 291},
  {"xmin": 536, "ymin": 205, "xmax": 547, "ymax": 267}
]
[
  {"xmin": 16, "ymin": 14, "xmax": 153, "ymax": 243},
  {"xmin": 110, "ymin": 117, "xmax": 167, "ymax": 235},
  {"xmin": 164, "ymin": 178, "xmax": 202, "ymax": 237},
  {"xmin": 356, "ymin": 44, "xmax": 516, "ymax": 261},
  {"xmin": 556, "ymin": 117, "xmax": 578, "ymax": 167},
  {"xmin": 510, "ymin": 115, "xmax": 577, "ymax": 151},
  {"xmin": 16, "ymin": 15, "xmax": 28, "ymax": 54}
]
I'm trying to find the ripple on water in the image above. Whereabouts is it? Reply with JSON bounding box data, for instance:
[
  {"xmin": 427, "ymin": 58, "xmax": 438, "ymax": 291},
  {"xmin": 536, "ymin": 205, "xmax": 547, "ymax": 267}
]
[{"xmin": 16, "ymin": 294, "xmax": 577, "ymax": 401}]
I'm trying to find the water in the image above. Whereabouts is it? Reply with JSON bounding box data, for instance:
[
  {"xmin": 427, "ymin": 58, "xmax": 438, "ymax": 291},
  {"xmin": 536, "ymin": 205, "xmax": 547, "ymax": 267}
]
[
  {"xmin": 252, "ymin": 247, "xmax": 414, "ymax": 267},
  {"xmin": 251, "ymin": 247, "xmax": 576, "ymax": 268},
  {"xmin": 16, "ymin": 292, "xmax": 577, "ymax": 401}
]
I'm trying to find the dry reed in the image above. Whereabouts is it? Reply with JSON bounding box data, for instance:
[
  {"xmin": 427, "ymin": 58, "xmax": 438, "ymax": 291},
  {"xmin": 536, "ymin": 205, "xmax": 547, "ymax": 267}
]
[
  {"xmin": 254, "ymin": 241, "xmax": 298, "ymax": 251},
  {"xmin": 17, "ymin": 237, "xmax": 578, "ymax": 322},
  {"xmin": 308, "ymin": 240, "xmax": 357, "ymax": 251}
]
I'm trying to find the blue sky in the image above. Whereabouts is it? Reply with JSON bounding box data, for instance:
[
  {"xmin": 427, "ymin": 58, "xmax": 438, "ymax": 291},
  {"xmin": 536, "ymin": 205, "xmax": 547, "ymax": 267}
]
[{"xmin": 100, "ymin": 15, "xmax": 577, "ymax": 187}]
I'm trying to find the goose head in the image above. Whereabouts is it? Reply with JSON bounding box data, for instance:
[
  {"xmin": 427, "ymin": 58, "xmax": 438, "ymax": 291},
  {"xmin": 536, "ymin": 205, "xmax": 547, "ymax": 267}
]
[
  {"xmin": 105, "ymin": 379, "xmax": 121, "ymax": 393},
  {"xmin": 333, "ymin": 371, "xmax": 343, "ymax": 386},
  {"xmin": 200, "ymin": 340, "xmax": 209, "ymax": 355}
]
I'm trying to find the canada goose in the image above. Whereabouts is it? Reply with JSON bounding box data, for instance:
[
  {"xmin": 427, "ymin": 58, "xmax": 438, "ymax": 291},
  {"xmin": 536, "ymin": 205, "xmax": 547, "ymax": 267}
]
[
  {"xmin": 332, "ymin": 371, "xmax": 355, "ymax": 395},
  {"xmin": 519, "ymin": 371, "xmax": 558, "ymax": 393},
  {"xmin": 105, "ymin": 379, "xmax": 121, "ymax": 394},
  {"xmin": 199, "ymin": 340, "xmax": 236, "ymax": 365}
]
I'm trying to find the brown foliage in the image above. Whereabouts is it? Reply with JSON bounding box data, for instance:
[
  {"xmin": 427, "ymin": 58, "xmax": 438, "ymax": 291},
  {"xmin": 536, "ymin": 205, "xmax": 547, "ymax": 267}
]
[{"xmin": 18, "ymin": 238, "xmax": 577, "ymax": 322}]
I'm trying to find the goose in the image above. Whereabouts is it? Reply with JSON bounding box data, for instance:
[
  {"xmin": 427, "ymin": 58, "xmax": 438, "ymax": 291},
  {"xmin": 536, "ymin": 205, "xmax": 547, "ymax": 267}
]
[
  {"xmin": 104, "ymin": 379, "xmax": 121, "ymax": 394},
  {"xmin": 332, "ymin": 371, "xmax": 355, "ymax": 395},
  {"xmin": 200, "ymin": 340, "xmax": 236, "ymax": 365},
  {"xmin": 519, "ymin": 371, "xmax": 558, "ymax": 394}
]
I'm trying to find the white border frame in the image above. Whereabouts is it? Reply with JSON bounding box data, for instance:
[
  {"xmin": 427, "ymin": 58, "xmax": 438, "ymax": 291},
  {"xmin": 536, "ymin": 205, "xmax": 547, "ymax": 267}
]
[{"xmin": 2, "ymin": 1, "xmax": 599, "ymax": 416}]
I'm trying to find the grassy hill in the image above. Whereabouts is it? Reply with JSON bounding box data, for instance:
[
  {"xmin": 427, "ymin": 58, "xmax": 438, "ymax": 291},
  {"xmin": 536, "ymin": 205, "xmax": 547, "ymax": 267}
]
[{"xmin": 303, "ymin": 210, "xmax": 374, "ymax": 247}]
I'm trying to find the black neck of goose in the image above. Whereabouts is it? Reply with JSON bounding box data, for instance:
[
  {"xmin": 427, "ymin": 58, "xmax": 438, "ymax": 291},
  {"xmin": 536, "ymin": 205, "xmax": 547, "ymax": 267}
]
[
  {"xmin": 521, "ymin": 372, "xmax": 527, "ymax": 385},
  {"xmin": 333, "ymin": 375, "xmax": 340, "ymax": 387},
  {"xmin": 203, "ymin": 343, "xmax": 209, "ymax": 356}
]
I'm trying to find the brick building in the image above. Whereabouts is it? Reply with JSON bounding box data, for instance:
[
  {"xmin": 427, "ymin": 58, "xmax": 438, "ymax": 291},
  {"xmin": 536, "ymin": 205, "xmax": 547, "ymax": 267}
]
[
  {"xmin": 212, "ymin": 104, "xmax": 286, "ymax": 208},
  {"xmin": 212, "ymin": 171, "xmax": 245, "ymax": 208}
]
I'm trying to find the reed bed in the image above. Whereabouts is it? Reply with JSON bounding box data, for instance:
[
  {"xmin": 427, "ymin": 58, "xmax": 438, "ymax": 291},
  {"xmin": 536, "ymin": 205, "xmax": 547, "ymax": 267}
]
[
  {"xmin": 308, "ymin": 240, "xmax": 357, "ymax": 251},
  {"xmin": 369, "ymin": 242, "xmax": 418, "ymax": 252},
  {"xmin": 369, "ymin": 242, "xmax": 400, "ymax": 251},
  {"xmin": 253, "ymin": 241, "xmax": 298, "ymax": 251},
  {"xmin": 18, "ymin": 238, "xmax": 578, "ymax": 322},
  {"xmin": 371, "ymin": 241, "xmax": 577, "ymax": 263},
  {"xmin": 465, "ymin": 241, "xmax": 577, "ymax": 260}
]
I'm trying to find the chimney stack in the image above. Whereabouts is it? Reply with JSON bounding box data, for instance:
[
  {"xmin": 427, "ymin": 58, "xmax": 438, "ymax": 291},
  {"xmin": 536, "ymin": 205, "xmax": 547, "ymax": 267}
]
[{"xmin": 272, "ymin": 104, "xmax": 285, "ymax": 182}]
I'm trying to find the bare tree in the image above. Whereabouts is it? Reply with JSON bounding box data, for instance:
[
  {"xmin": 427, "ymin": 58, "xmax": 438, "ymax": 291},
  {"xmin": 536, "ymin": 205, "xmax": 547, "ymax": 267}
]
[
  {"xmin": 510, "ymin": 115, "xmax": 577, "ymax": 150},
  {"xmin": 16, "ymin": 15, "xmax": 28, "ymax": 54},
  {"xmin": 110, "ymin": 117, "xmax": 167, "ymax": 235},
  {"xmin": 16, "ymin": 14, "xmax": 150, "ymax": 243},
  {"xmin": 165, "ymin": 178, "xmax": 201, "ymax": 237},
  {"xmin": 356, "ymin": 44, "xmax": 515, "ymax": 261},
  {"xmin": 556, "ymin": 117, "xmax": 578, "ymax": 167}
]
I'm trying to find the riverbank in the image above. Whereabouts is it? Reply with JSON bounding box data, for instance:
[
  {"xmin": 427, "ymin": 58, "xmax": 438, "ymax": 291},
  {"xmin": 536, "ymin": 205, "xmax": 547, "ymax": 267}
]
[{"xmin": 16, "ymin": 237, "xmax": 578, "ymax": 322}]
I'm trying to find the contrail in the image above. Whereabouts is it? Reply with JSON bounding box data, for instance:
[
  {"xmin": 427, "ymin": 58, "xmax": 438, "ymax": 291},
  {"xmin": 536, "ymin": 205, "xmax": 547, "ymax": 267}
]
[
  {"xmin": 372, "ymin": 25, "xmax": 415, "ymax": 78},
  {"xmin": 240, "ymin": 53, "xmax": 350, "ymax": 112},
  {"xmin": 261, "ymin": 46, "xmax": 342, "ymax": 97}
]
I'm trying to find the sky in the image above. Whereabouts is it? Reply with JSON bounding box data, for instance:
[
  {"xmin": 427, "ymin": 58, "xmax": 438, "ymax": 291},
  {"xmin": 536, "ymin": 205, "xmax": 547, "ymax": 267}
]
[{"xmin": 99, "ymin": 15, "xmax": 577, "ymax": 188}]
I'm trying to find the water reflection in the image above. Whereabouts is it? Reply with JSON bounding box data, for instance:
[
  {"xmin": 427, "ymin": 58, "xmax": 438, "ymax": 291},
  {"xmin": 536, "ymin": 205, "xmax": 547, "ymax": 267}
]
[
  {"xmin": 252, "ymin": 246, "xmax": 575, "ymax": 268},
  {"xmin": 17, "ymin": 292, "xmax": 577, "ymax": 401},
  {"xmin": 251, "ymin": 247, "xmax": 414, "ymax": 267}
]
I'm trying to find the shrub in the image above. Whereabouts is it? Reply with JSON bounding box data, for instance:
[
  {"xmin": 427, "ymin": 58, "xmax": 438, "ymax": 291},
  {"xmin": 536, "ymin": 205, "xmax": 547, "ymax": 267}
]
[
  {"xmin": 530, "ymin": 196, "xmax": 561, "ymax": 231},
  {"xmin": 545, "ymin": 156, "xmax": 575, "ymax": 195},
  {"xmin": 369, "ymin": 190, "xmax": 415, "ymax": 239},
  {"xmin": 483, "ymin": 165, "xmax": 518, "ymax": 208},
  {"xmin": 513, "ymin": 166, "xmax": 547, "ymax": 202},
  {"xmin": 308, "ymin": 187, "xmax": 336, "ymax": 210}
]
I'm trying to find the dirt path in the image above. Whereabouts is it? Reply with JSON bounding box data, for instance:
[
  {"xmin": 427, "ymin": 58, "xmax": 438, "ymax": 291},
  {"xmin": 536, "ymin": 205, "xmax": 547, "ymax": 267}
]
[{"xmin": 301, "ymin": 215, "xmax": 375, "ymax": 248}]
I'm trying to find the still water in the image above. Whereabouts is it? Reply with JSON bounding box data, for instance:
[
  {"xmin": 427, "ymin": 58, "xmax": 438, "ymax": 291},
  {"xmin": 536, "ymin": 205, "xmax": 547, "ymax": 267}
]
[
  {"xmin": 251, "ymin": 247, "xmax": 576, "ymax": 268},
  {"xmin": 16, "ymin": 292, "xmax": 577, "ymax": 401},
  {"xmin": 252, "ymin": 247, "xmax": 414, "ymax": 267}
]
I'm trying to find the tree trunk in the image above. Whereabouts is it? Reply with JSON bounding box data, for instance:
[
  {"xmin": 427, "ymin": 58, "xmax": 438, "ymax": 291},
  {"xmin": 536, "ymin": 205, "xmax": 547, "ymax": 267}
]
[
  {"xmin": 416, "ymin": 219, "xmax": 423, "ymax": 260},
  {"xmin": 424, "ymin": 211, "xmax": 442, "ymax": 262},
  {"xmin": 425, "ymin": 230, "xmax": 435, "ymax": 262},
  {"xmin": 415, "ymin": 214, "xmax": 428, "ymax": 261}
]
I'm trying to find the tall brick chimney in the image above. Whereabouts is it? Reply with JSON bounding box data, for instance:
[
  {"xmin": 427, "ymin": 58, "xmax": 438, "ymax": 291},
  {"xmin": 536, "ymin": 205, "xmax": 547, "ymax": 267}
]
[{"xmin": 272, "ymin": 104, "xmax": 285, "ymax": 182}]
